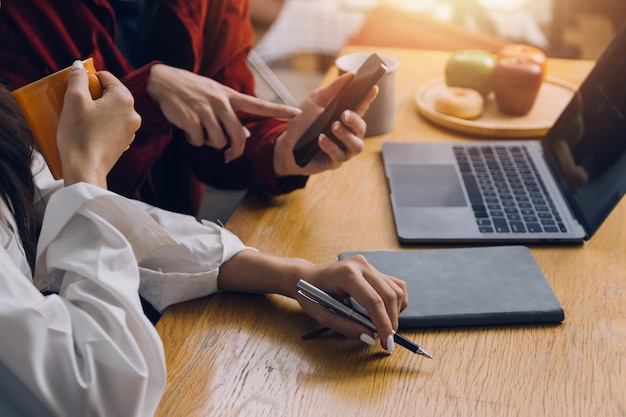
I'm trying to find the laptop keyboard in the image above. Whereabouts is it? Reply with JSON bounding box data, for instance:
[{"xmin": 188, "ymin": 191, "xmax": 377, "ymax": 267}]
[{"xmin": 453, "ymin": 145, "xmax": 568, "ymax": 234}]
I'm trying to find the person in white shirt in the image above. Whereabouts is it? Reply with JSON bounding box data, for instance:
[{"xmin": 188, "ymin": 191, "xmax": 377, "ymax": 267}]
[{"xmin": 0, "ymin": 61, "xmax": 408, "ymax": 417}]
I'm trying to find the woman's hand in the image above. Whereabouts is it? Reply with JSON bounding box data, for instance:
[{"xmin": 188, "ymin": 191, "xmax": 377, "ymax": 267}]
[
  {"xmin": 296, "ymin": 255, "xmax": 408, "ymax": 353},
  {"xmin": 57, "ymin": 61, "xmax": 141, "ymax": 188},
  {"xmin": 273, "ymin": 72, "xmax": 378, "ymax": 177},
  {"xmin": 216, "ymin": 249, "xmax": 407, "ymax": 354},
  {"xmin": 147, "ymin": 64, "xmax": 302, "ymax": 162}
]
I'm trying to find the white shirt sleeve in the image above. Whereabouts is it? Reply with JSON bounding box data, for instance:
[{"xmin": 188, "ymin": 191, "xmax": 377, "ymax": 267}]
[
  {"xmin": 135, "ymin": 201, "xmax": 255, "ymax": 311},
  {"xmin": 0, "ymin": 160, "xmax": 252, "ymax": 416}
]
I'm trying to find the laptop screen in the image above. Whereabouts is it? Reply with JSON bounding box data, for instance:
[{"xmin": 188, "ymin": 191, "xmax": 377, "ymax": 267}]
[{"xmin": 542, "ymin": 22, "xmax": 626, "ymax": 237}]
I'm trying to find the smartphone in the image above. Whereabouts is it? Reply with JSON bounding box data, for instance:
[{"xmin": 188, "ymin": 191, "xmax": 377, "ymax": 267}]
[{"xmin": 292, "ymin": 53, "xmax": 387, "ymax": 167}]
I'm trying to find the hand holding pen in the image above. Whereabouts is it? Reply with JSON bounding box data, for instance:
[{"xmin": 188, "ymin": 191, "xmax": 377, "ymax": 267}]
[{"xmin": 297, "ymin": 279, "xmax": 432, "ymax": 359}]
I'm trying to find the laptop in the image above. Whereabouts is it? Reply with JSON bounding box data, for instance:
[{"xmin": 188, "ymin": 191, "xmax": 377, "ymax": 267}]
[{"xmin": 383, "ymin": 22, "xmax": 626, "ymax": 244}]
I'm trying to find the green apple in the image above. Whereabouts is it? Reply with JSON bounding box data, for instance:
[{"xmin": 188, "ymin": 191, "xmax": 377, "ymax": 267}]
[{"xmin": 444, "ymin": 50, "xmax": 497, "ymax": 98}]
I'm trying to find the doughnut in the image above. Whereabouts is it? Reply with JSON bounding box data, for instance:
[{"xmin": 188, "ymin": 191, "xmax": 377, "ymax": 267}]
[{"xmin": 434, "ymin": 86, "xmax": 484, "ymax": 119}]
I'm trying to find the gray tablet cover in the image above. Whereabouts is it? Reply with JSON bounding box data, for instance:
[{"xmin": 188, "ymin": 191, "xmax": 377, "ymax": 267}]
[{"xmin": 340, "ymin": 245, "xmax": 564, "ymax": 328}]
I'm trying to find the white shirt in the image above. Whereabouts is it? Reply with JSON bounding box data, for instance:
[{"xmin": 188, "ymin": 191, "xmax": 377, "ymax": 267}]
[{"xmin": 0, "ymin": 155, "xmax": 252, "ymax": 416}]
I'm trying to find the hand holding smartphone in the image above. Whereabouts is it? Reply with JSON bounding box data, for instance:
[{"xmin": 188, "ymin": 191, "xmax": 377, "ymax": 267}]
[{"xmin": 292, "ymin": 53, "xmax": 387, "ymax": 167}]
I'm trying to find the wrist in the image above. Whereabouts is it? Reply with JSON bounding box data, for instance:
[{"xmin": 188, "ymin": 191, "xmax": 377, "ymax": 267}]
[
  {"xmin": 278, "ymin": 258, "xmax": 318, "ymax": 299},
  {"xmin": 63, "ymin": 168, "xmax": 108, "ymax": 188},
  {"xmin": 61, "ymin": 152, "xmax": 109, "ymax": 188},
  {"xmin": 218, "ymin": 250, "xmax": 316, "ymax": 298},
  {"xmin": 273, "ymin": 131, "xmax": 293, "ymax": 177},
  {"xmin": 146, "ymin": 64, "xmax": 168, "ymax": 100}
]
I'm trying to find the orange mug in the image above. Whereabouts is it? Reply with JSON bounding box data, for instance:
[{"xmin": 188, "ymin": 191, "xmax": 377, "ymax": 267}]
[{"xmin": 11, "ymin": 58, "xmax": 103, "ymax": 179}]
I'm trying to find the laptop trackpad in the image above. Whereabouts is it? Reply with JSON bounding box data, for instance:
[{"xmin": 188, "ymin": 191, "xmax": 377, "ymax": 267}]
[{"xmin": 389, "ymin": 164, "xmax": 467, "ymax": 207}]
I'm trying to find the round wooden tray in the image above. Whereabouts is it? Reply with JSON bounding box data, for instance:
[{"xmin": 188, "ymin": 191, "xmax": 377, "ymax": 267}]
[{"xmin": 414, "ymin": 76, "xmax": 577, "ymax": 138}]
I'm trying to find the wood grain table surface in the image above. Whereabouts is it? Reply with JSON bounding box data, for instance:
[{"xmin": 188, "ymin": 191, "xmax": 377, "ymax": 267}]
[{"xmin": 155, "ymin": 46, "xmax": 625, "ymax": 417}]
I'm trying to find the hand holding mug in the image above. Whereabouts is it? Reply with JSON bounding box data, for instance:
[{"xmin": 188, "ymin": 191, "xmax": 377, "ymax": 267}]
[{"xmin": 57, "ymin": 61, "xmax": 141, "ymax": 188}]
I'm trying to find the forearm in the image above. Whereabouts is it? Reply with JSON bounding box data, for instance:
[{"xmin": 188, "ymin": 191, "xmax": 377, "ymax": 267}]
[
  {"xmin": 217, "ymin": 249, "xmax": 316, "ymax": 299},
  {"xmin": 218, "ymin": 250, "xmax": 408, "ymax": 353}
]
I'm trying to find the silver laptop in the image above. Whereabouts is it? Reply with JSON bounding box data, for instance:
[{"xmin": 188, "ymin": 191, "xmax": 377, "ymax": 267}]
[{"xmin": 383, "ymin": 23, "xmax": 626, "ymax": 244}]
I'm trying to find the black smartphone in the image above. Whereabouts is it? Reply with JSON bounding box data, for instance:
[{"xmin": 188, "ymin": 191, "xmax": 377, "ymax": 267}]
[{"xmin": 292, "ymin": 53, "xmax": 387, "ymax": 167}]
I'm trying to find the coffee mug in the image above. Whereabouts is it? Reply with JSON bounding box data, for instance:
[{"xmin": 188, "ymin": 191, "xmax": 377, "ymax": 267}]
[
  {"xmin": 335, "ymin": 52, "xmax": 399, "ymax": 137},
  {"xmin": 11, "ymin": 58, "xmax": 102, "ymax": 179}
]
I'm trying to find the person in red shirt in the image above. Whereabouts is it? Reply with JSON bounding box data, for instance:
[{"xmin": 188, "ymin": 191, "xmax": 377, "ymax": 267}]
[{"xmin": 0, "ymin": 0, "xmax": 376, "ymax": 215}]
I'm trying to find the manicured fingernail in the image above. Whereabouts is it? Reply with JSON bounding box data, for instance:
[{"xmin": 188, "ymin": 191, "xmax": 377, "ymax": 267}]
[
  {"xmin": 342, "ymin": 110, "xmax": 351, "ymax": 122},
  {"xmin": 71, "ymin": 60, "xmax": 85, "ymax": 71},
  {"xmin": 386, "ymin": 334, "xmax": 395, "ymax": 354},
  {"xmin": 243, "ymin": 127, "xmax": 251, "ymax": 138},
  {"xmin": 360, "ymin": 333, "xmax": 376, "ymax": 346},
  {"xmin": 292, "ymin": 107, "xmax": 303, "ymax": 115},
  {"xmin": 332, "ymin": 121, "xmax": 341, "ymax": 132}
]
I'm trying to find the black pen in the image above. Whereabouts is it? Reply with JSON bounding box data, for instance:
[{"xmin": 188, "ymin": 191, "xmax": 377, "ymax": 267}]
[{"xmin": 296, "ymin": 279, "xmax": 432, "ymax": 359}]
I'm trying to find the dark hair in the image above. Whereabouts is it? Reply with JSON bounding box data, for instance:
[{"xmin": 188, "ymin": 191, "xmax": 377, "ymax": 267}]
[{"xmin": 0, "ymin": 84, "xmax": 37, "ymax": 271}]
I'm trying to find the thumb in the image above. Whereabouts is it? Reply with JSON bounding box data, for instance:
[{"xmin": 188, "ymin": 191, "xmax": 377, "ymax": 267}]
[
  {"xmin": 315, "ymin": 71, "xmax": 355, "ymax": 106},
  {"xmin": 65, "ymin": 60, "xmax": 91, "ymax": 99}
]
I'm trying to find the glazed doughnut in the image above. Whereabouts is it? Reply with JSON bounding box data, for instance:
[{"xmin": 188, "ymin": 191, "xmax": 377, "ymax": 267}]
[{"xmin": 434, "ymin": 86, "xmax": 484, "ymax": 119}]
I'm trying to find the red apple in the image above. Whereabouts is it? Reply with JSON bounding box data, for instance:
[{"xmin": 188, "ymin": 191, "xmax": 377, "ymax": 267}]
[
  {"xmin": 444, "ymin": 49, "xmax": 497, "ymax": 98},
  {"xmin": 492, "ymin": 56, "xmax": 543, "ymax": 116},
  {"xmin": 497, "ymin": 44, "xmax": 547, "ymax": 80}
]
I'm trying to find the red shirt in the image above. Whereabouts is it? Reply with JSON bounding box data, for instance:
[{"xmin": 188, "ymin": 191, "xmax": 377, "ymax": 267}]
[{"xmin": 0, "ymin": 0, "xmax": 307, "ymax": 215}]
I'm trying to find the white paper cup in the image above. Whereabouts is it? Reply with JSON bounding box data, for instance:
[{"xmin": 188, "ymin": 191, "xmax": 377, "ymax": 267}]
[{"xmin": 335, "ymin": 52, "xmax": 399, "ymax": 137}]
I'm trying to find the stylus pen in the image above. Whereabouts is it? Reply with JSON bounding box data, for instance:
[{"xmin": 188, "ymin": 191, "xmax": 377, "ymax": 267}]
[{"xmin": 296, "ymin": 279, "xmax": 432, "ymax": 359}]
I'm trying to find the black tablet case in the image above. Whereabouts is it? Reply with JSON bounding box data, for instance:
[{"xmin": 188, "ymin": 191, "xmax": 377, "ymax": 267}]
[{"xmin": 340, "ymin": 246, "xmax": 564, "ymax": 328}]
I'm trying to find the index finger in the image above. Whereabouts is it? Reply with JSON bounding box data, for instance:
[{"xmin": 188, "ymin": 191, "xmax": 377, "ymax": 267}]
[
  {"xmin": 339, "ymin": 256, "xmax": 402, "ymax": 347},
  {"xmin": 350, "ymin": 84, "xmax": 378, "ymax": 117},
  {"xmin": 230, "ymin": 90, "xmax": 303, "ymax": 119},
  {"xmin": 95, "ymin": 70, "xmax": 127, "ymax": 93}
]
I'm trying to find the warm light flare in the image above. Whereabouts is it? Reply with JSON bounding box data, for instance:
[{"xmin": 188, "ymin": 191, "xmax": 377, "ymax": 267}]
[{"xmin": 375, "ymin": 0, "xmax": 529, "ymax": 12}]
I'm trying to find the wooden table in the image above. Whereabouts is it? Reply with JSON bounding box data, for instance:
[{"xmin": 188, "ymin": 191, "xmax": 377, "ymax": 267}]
[{"xmin": 155, "ymin": 47, "xmax": 625, "ymax": 417}]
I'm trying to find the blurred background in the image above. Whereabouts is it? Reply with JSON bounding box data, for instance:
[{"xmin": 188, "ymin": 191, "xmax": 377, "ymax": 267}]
[
  {"xmin": 248, "ymin": 0, "xmax": 623, "ymax": 104},
  {"xmin": 202, "ymin": 0, "xmax": 623, "ymax": 222}
]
